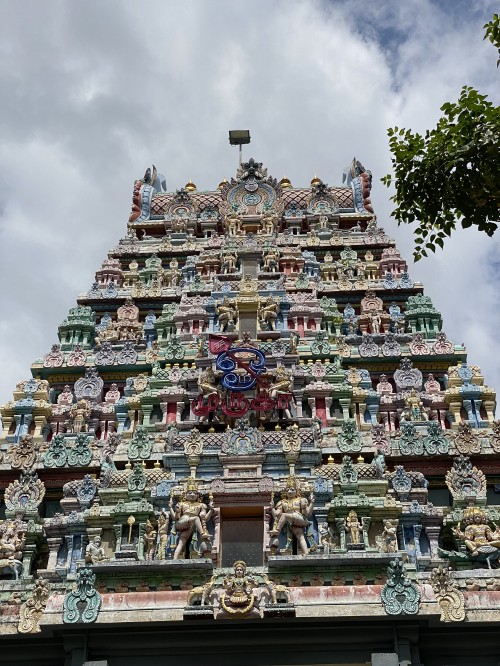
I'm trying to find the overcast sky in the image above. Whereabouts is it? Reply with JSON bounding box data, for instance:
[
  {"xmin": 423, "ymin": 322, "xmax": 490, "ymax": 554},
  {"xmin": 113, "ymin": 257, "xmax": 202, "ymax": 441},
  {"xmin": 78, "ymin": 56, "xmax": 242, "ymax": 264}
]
[{"xmin": 0, "ymin": 0, "xmax": 498, "ymax": 405}]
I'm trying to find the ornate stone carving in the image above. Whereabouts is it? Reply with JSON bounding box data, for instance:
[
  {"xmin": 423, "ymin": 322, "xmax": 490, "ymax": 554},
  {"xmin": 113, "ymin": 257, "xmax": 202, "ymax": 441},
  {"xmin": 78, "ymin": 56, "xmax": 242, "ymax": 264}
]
[
  {"xmin": 63, "ymin": 568, "xmax": 102, "ymax": 623},
  {"xmin": 453, "ymin": 422, "xmax": 481, "ymax": 455},
  {"xmin": 424, "ymin": 420, "xmax": 449, "ymax": 454},
  {"xmin": 4, "ymin": 472, "xmax": 45, "ymax": 512},
  {"xmin": 490, "ymin": 420, "xmax": 500, "ymax": 453},
  {"xmin": 128, "ymin": 426, "xmax": 152, "ymax": 460},
  {"xmin": 10, "ymin": 434, "xmax": 37, "ymax": 470},
  {"xmin": 337, "ymin": 419, "xmax": 362, "ymax": 453},
  {"xmin": 393, "ymin": 359, "xmax": 422, "ymax": 392},
  {"xmin": 445, "ymin": 456, "xmax": 486, "ymax": 500},
  {"xmin": 128, "ymin": 462, "xmax": 147, "ymax": 493},
  {"xmin": 430, "ymin": 566, "xmax": 465, "ymax": 622},
  {"xmin": 74, "ymin": 367, "xmax": 104, "ymax": 401},
  {"xmin": 222, "ymin": 418, "xmax": 262, "ymax": 455},
  {"xmin": 18, "ymin": 578, "xmax": 51, "ymax": 633},
  {"xmin": 381, "ymin": 560, "xmax": 420, "ymax": 615}
]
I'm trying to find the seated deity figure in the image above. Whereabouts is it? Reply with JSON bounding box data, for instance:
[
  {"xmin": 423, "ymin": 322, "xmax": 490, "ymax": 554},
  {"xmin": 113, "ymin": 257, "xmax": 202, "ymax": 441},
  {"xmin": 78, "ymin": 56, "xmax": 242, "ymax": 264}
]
[
  {"xmin": 258, "ymin": 296, "xmax": 279, "ymax": 331},
  {"xmin": 345, "ymin": 510, "xmax": 363, "ymax": 546},
  {"xmin": 453, "ymin": 507, "xmax": 500, "ymax": 557},
  {"xmin": 57, "ymin": 385, "xmax": 74, "ymax": 406},
  {"xmin": 0, "ymin": 523, "xmax": 25, "ymax": 560},
  {"xmin": 401, "ymin": 389, "xmax": 429, "ymax": 422},
  {"xmin": 270, "ymin": 476, "xmax": 315, "ymax": 555},
  {"xmin": 169, "ymin": 480, "xmax": 214, "ymax": 559},
  {"xmin": 216, "ymin": 297, "xmax": 238, "ymax": 332},
  {"xmin": 85, "ymin": 536, "xmax": 107, "ymax": 564},
  {"xmin": 223, "ymin": 560, "xmax": 257, "ymax": 609}
]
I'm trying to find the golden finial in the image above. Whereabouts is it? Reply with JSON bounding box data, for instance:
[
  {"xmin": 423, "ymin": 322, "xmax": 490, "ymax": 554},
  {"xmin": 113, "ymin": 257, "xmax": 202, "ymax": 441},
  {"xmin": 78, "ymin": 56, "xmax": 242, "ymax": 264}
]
[
  {"xmin": 218, "ymin": 178, "xmax": 228, "ymax": 190},
  {"xmin": 280, "ymin": 175, "xmax": 292, "ymax": 189},
  {"xmin": 310, "ymin": 174, "xmax": 322, "ymax": 187},
  {"xmin": 357, "ymin": 454, "xmax": 365, "ymax": 464},
  {"xmin": 327, "ymin": 455, "xmax": 334, "ymax": 465},
  {"xmin": 185, "ymin": 179, "xmax": 197, "ymax": 192}
]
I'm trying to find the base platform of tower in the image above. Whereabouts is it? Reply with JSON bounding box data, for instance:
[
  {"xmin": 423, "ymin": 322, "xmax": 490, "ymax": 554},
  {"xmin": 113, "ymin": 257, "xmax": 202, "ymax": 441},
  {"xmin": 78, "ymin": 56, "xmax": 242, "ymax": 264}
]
[{"xmin": 1, "ymin": 158, "xmax": 500, "ymax": 666}]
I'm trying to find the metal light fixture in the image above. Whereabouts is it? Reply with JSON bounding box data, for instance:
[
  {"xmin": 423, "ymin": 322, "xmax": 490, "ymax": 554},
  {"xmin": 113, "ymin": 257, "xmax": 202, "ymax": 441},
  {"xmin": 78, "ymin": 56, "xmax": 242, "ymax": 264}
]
[{"xmin": 228, "ymin": 130, "xmax": 251, "ymax": 165}]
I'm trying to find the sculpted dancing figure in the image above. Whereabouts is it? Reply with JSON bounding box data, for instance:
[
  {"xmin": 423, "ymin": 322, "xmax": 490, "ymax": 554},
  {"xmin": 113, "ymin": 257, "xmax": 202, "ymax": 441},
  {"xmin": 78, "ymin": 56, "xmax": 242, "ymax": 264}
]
[
  {"xmin": 170, "ymin": 480, "xmax": 214, "ymax": 559},
  {"xmin": 270, "ymin": 477, "xmax": 315, "ymax": 555}
]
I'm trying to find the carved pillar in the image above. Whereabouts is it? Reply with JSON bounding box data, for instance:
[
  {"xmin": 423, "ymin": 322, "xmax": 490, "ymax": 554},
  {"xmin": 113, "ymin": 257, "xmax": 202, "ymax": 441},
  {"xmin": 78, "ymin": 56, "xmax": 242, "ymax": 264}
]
[
  {"xmin": 46, "ymin": 537, "xmax": 63, "ymax": 571},
  {"xmin": 339, "ymin": 398, "xmax": 351, "ymax": 421},
  {"xmin": 423, "ymin": 525, "xmax": 441, "ymax": 558}
]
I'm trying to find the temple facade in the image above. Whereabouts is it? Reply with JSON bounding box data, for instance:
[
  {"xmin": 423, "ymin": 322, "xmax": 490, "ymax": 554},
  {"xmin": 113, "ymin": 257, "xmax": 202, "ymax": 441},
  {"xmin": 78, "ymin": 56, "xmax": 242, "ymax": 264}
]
[{"xmin": 1, "ymin": 158, "xmax": 500, "ymax": 666}]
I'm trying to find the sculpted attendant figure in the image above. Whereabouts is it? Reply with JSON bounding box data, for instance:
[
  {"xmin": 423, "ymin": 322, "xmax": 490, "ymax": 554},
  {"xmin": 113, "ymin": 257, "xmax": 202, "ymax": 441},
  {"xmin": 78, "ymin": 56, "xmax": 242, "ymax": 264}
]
[
  {"xmin": 345, "ymin": 510, "xmax": 363, "ymax": 546},
  {"xmin": 142, "ymin": 520, "xmax": 157, "ymax": 560},
  {"xmin": 170, "ymin": 480, "xmax": 214, "ymax": 559},
  {"xmin": 270, "ymin": 477, "xmax": 315, "ymax": 555},
  {"xmin": 85, "ymin": 536, "xmax": 107, "ymax": 564}
]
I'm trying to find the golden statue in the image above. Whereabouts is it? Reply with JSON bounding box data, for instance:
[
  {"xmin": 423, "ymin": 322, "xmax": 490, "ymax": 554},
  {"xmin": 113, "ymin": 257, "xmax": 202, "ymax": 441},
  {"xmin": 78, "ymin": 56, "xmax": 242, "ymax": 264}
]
[
  {"xmin": 453, "ymin": 507, "xmax": 500, "ymax": 557},
  {"xmin": 345, "ymin": 510, "xmax": 363, "ymax": 546}
]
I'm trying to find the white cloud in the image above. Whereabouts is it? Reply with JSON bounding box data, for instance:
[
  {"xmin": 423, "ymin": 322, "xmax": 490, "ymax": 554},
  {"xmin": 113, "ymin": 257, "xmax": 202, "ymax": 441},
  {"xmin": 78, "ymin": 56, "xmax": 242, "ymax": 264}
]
[{"xmin": 0, "ymin": 0, "xmax": 498, "ymax": 402}]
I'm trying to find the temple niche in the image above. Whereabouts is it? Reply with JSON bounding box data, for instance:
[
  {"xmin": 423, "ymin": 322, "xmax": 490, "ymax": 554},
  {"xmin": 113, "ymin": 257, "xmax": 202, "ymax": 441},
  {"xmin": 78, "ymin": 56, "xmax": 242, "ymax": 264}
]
[{"xmin": 1, "ymin": 155, "xmax": 500, "ymax": 665}]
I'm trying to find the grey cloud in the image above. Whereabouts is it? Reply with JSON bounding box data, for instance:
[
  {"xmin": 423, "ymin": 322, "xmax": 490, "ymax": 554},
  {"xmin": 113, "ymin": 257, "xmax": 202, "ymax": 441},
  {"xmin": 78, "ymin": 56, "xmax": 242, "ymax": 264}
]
[{"xmin": 0, "ymin": 0, "xmax": 498, "ymax": 402}]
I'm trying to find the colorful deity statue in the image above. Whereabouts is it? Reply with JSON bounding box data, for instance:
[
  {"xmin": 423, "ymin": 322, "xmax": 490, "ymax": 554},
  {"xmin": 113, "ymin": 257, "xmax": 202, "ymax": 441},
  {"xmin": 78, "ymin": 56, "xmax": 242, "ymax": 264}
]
[
  {"xmin": 69, "ymin": 400, "xmax": 91, "ymax": 434},
  {"xmin": 268, "ymin": 366, "xmax": 294, "ymax": 420},
  {"xmin": 345, "ymin": 510, "xmax": 363, "ymax": 546},
  {"xmin": 216, "ymin": 297, "xmax": 238, "ymax": 332},
  {"xmin": 258, "ymin": 296, "xmax": 279, "ymax": 331},
  {"xmin": 270, "ymin": 476, "xmax": 315, "ymax": 555},
  {"xmin": 157, "ymin": 509, "xmax": 169, "ymax": 560},
  {"xmin": 262, "ymin": 248, "xmax": 280, "ymax": 273},
  {"xmin": 452, "ymin": 507, "xmax": 500, "ymax": 557},
  {"xmin": 220, "ymin": 251, "xmax": 238, "ymax": 274},
  {"xmin": 401, "ymin": 389, "xmax": 429, "ymax": 422},
  {"xmin": 169, "ymin": 480, "xmax": 214, "ymax": 559},
  {"xmin": 222, "ymin": 560, "xmax": 257, "ymax": 610},
  {"xmin": 380, "ymin": 519, "xmax": 398, "ymax": 553},
  {"xmin": 0, "ymin": 521, "xmax": 25, "ymax": 560}
]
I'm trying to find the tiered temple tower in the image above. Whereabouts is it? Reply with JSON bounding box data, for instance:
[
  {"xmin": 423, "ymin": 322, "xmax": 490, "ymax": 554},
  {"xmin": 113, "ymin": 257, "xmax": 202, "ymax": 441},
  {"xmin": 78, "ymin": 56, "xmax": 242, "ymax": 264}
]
[{"xmin": 1, "ymin": 158, "xmax": 500, "ymax": 665}]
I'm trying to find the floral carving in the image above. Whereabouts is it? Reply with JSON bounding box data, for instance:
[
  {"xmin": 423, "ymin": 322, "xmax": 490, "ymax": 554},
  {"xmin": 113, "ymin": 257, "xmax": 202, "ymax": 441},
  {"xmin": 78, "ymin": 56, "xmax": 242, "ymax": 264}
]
[
  {"xmin": 10, "ymin": 435, "xmax": 37, "ymax": 470},
  {"xmin": 5, "ymin": 472, "xmax": 45, "ymax": 512},
  {"xmin": 453, "ymin": 422, "xmax": 481, "ymax": 455},
  {"xmin": 430, "ymin": 566, "xmax": 465, "ymax": 622},
  {"xmin": 18, "ymin": 579, "xmax": 51, "ymax": 633}
]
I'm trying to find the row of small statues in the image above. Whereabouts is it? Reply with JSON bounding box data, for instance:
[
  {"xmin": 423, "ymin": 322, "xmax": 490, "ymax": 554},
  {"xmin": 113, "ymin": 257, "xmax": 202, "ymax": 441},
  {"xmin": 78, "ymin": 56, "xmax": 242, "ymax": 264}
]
[
  {"xmin": 215, "ymin": 296, "xmax": 280, "ymax": 332},
  {"xmin": 83, "ymin": 481, "xmax": 399, "ymax": 564}
]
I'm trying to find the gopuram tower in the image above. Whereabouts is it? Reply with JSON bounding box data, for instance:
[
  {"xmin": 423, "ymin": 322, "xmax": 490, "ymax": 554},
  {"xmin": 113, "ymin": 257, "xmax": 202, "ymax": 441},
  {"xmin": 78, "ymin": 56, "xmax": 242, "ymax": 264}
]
[{"xmin": 1, "ymin": 157, "xmax": 500, "ymax": 665}]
